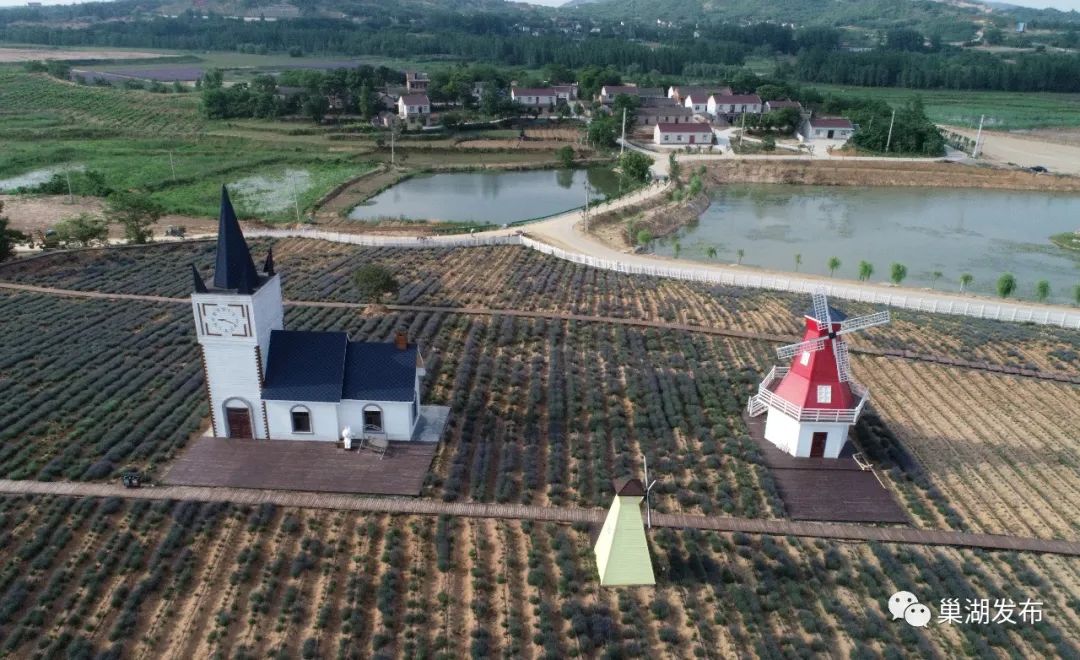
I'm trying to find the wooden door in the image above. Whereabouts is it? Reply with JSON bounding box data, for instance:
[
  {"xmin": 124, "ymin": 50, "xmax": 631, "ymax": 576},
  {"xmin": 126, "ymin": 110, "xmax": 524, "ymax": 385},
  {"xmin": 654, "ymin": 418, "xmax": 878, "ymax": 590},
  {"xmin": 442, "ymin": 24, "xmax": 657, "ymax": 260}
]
[
  {"xmin": 226, "ymin": 408, "xmax": 253, "ymax": 439},
  {"xmin": 810, "ymin": 432, "xmax": 827, "ymax": 458}
]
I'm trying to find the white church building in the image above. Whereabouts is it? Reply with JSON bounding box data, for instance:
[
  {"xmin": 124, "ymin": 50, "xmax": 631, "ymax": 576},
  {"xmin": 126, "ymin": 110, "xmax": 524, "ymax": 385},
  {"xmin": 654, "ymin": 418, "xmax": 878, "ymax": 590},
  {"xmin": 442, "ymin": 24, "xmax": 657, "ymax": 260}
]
[{"xmin": 191, "ymin": 186, "xmax": 429, "ymax": 443}]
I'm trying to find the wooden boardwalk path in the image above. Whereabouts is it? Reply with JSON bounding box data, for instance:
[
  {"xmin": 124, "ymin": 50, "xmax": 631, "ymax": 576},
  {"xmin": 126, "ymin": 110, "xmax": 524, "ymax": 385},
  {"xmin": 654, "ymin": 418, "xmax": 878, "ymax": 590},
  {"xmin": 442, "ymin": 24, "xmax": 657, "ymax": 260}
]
[
  {"xmin": 2, "ymin": 479, "xmax": 1079, "ymax": 557},
  {"xmin": 2, "ymin": 282, "xmax": 1076, "ymax": 384}
]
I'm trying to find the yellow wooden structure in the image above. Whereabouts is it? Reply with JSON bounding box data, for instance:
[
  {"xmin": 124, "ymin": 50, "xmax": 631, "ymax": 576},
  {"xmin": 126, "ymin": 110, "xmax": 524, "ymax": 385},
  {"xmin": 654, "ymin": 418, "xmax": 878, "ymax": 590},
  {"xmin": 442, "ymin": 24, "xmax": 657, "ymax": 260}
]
[{"xmin": 593, "ymin": 477, "xmax": 656, "ymax": 586}]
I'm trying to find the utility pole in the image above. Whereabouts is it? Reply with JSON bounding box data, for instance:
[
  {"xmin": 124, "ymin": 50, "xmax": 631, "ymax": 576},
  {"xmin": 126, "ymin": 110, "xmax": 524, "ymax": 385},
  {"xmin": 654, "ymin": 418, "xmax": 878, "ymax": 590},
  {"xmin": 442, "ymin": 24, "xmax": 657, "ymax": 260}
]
[
  {"xmin": 289, "ymin": 174, "xmax": 301, "ymax": 224},
  {"xmin": 65, "ymin": 170, "xmax": 73, "ymax": 204},
  {"xmin": 643, "ymin": 455, "xmax": 658, "ymax": 529},
  {"xmin": 884, "ymin": 108, "xmax": 896, "ymax": 153},
  {"xmin": 620, "ymin": 107, "xmax": 627, "ymax": 157},
  {"xmin": 972, "ymin": 114, "xmax": 985, "ymax": 158},
  {"xmin": 390, "ymin": 126, "xmax": 396, "ymax": 166},
  {"xmin": 169, "ymin": 152, "xmax": 177, "ymax": 181},
  {"xmin": 583, "ymin": 180, "xmax": 590, "ymax": 231}
]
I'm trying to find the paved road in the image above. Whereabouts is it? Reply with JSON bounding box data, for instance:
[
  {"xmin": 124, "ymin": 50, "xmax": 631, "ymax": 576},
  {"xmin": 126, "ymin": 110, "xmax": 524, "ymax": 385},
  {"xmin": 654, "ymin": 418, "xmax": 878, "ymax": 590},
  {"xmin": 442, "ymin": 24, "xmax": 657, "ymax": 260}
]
[
  {"xmin": 3, "ymin": 281, "xmax": 1076, "ymax": 383},
  {"xmin": 2, "ymin": 478, "xmax": 1078, "ymax": 556}
]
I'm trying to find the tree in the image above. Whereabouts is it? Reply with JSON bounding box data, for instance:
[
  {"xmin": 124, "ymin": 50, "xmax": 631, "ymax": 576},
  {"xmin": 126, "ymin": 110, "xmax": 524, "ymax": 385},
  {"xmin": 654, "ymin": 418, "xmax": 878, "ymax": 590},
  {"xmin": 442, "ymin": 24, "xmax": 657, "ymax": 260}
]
[
  {"xmin": 761, "ymin": 135, "xmax": 776, "ymax": 152},
  {"xmin": 636, "ymin": 229, "xmax": 652, "ymax": 246},
  {"xmin": 556, "ymin": 145, "xmax": 575, "ymax": 169},
  {"xmin": 352, "ymin": 264, "xmax": 399, "ymax": 302},
  {"xmin": 619, "ymin": 151, "xmax": 652, "ymax": 184},
  {"xmin": 0, "ymin": 203, "xmax": 28, "ymax": 262},
  {"xmin": 827, "ymin": 256, "xmax": 841, "ymax": 277},
  {"xmin": 668, "ymin": 154, "xmax": 682, "ymax": 186},
  {"xmin": 587, "ymin": 116, "xmax": 618, "ymax": 149},
  {"xmin": 53, "ymin": 214, "xmax": 109, "ymax": 248},
  {"xmin": 736, "ymin": 248, "xmax": 745, "ymax": 265},
  {"xmin": 997, "ymin": 273, "xmax": 1017, "ymax": 298},
  {"xmin": 858, "ymin": 260, "xmax": 874, "ymax": 281},
  {"xmin": 303, "ymin": 95, "xmax": 330, "ymax": 123},
  {"xmin": 1074, "ymin": 284, "xmax": 1080, "ymax": 306},
  {"xmin": 930, "ymin": 270, "xmax": 943, "ymax": 289},
  {"xmin": 673, "ymin": 241, "xmax": 681, "ymax": 259},
  {"xmin": 890, "ymin": 262, "xmax": 908, "ymax": 285},
  {"xmin": 794, "ymin": 253, "xmax": 802, "ymax": 272},
  {"xmin": 106, "ymin": 192, "xmax": 163, "ymax": 244},
  {"xmin": 706, "ymin": 246, "xmax": 718, "ymax": 260},
  {"xmin": 1035, "ymin": 279, "xmax": 1050, "ymax": 302},
  {"xmin": 611, "ymin": 93, "xmax": 640, "ymax": 127},
  {"xmin": 959, "ymin": 273, "xmax": 973, "ymax": 292}
]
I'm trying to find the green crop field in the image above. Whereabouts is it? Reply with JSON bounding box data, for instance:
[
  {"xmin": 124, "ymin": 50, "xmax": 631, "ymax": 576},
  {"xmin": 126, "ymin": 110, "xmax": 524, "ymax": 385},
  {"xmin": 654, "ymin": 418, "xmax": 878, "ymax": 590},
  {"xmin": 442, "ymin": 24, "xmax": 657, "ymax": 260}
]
[{"xmin": 815, "ymin": 84, "xmax": 1080, "ymax": 130}]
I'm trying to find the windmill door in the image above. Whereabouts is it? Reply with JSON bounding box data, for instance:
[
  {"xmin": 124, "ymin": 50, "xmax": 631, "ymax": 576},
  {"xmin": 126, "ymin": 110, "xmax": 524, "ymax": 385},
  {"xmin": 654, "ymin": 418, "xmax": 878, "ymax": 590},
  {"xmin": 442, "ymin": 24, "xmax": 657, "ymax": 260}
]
[
  {"xmin": 810, "ymin": 432, "xmax": 827, "ymax": 458},
  {"xmin": 226, "ymin": 408, "xmax": 253, "ymax": 439}
]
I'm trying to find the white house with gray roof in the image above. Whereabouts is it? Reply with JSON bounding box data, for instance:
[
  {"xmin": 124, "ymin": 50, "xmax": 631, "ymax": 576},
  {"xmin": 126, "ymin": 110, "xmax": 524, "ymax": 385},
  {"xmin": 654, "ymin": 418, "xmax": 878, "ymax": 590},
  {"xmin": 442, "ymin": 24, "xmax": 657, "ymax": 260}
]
[{"xmin": 191, "ymin": 187, "xmax": 433, "ymax": 444}]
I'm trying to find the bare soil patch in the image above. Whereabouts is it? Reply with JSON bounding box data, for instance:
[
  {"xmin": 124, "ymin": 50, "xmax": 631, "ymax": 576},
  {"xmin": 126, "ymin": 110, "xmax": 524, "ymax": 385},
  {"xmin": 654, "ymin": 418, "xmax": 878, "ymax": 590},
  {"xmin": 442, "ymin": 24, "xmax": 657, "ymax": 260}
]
[
  {"xmin": 2, "ymin": 194, "xmax": 217, "ymax": 238},
  {"xmin": 705, "ymin": 159, "xmax": 1080, "ymax": 191},
  {"xmin": 0, "ymin": 47, "xmax": 169, "ymax": 62},
  {"xmin": 455, "ymin": 139, "xmax": 572, "ymax": 150}
]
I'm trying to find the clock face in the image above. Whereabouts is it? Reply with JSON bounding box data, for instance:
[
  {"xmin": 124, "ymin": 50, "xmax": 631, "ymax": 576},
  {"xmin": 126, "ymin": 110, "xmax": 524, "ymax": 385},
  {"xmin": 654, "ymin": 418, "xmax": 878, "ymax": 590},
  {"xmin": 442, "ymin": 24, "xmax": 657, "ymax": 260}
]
[{"xmin": 204, "ymin": 304, "xmax": 249, "ymax": 337}]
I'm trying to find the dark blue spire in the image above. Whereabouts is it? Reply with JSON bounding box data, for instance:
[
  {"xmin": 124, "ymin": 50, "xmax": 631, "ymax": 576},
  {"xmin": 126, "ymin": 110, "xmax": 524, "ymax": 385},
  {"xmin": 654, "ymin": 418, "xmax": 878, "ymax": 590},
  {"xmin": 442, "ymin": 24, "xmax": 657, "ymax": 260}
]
[
  {"xmin": 191, "ymin": 263, "xmax": 208, "ymax": 293},
  {"xmin": 213, "ymin": 185, "xmax": 259, "ymax": 294}
]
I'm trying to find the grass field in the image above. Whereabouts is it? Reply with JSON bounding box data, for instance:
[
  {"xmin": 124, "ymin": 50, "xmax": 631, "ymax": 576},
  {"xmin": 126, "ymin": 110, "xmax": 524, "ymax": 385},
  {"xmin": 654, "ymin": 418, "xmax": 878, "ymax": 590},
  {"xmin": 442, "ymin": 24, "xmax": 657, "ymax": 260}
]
[
  {"xmin": 0, "ymin": 67, "xmax": 572, "ymax": 222},
  {"xmin": 0, "ymin": 240, "xmax": 1078, "ymax": 658},
  {"xmin": 814, "ymin": 84, "xmax": 1080, "ymax": 130}
]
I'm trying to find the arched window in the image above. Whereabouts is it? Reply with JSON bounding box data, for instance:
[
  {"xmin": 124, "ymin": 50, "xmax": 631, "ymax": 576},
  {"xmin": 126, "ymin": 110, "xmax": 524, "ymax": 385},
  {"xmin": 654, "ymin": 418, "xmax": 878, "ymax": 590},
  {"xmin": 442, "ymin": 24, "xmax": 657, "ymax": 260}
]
[
  {"xmin": 290, "ymin": 405, "xmax": 312, "ymax": 434},
  {"xmin": 362, "ymin": 404, "xmax": 383, "ymax": 432}
]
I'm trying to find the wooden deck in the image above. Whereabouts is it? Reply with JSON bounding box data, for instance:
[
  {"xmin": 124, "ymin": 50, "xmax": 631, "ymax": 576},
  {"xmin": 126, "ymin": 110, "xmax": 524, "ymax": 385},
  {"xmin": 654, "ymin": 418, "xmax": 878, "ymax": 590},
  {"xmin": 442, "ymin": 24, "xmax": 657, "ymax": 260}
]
[
  {"xmin": 745, "ymin": 414, "xmax": 909, "ymax": 524},
  {"xmin": 163, "ymin": 436, "xmax": 437, "ymax": 496}
]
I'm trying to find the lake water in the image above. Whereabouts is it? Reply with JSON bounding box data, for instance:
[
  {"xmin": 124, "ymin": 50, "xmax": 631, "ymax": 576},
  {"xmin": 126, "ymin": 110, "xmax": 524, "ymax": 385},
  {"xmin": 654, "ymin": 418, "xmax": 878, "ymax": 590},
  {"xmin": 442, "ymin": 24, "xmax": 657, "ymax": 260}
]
[
  {"xmin": 0, "ymin": 165, "xmax": 85, "ymax": 192},
  {"xmin": 654, "ymin": 185, "xmax": 1080, "ymax": 303},
  {"xmin": 348, "ymin": 167, "xmax": 621, "ymax": 224}
]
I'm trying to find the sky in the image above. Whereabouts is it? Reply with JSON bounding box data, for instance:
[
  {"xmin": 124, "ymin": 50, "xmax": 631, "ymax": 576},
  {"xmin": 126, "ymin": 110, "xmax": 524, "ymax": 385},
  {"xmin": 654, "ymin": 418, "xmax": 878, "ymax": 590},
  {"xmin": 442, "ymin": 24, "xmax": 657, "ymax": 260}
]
[{"xmin": 0, "ymin": 0, "xmax": 1077, "ymax": 10}]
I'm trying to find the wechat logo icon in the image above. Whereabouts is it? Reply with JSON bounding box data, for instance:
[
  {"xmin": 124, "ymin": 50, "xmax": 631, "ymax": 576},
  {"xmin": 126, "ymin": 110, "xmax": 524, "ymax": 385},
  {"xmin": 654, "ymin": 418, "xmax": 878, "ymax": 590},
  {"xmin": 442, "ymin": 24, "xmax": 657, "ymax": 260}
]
[{"xmin": 889, "ymin": 591, "xmax": 931, "ymax": 628}]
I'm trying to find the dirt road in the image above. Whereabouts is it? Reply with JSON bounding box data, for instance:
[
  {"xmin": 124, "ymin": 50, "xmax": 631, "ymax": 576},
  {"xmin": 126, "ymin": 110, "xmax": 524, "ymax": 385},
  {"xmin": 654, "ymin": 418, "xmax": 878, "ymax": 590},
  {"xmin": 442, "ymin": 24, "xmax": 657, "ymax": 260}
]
[{"xmin": 944, "ymin": 125, "xmax": 1080, "ymax": 176}]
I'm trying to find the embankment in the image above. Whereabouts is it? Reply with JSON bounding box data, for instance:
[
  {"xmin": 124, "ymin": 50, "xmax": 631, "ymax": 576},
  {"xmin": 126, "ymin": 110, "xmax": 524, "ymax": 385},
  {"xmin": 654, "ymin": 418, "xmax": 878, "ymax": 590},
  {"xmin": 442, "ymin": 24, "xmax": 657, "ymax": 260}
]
[
  {"xmin": 589, "ymin": 187, "xmax": 709, "ymax": 249},
  {"xmin": 705, "ymin": 159, "xmax": 1080, "ymax": 192}
]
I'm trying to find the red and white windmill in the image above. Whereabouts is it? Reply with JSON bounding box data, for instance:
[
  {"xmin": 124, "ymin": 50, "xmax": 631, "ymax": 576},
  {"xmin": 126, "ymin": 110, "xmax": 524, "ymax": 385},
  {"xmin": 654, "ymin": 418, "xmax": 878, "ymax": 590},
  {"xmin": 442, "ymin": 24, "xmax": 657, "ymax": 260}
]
[{"xmin": 747, "ymin": 289, "xmax": 889, "ymax": 458}]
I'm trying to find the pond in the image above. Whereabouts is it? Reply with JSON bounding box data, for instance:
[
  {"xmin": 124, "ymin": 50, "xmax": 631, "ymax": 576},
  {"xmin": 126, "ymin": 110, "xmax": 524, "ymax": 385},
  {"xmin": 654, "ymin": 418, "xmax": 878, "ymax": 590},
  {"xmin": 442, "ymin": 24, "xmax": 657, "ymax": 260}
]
[
  {"xmin": 0, "ymin": 165, "xmax": 85, "ymax": 192},
  {"xmin": 347, "ymin": 167, "xmax": 622, "ymax": 224},
  {"xmin": 654, "ymin": 184, "xmax": 1080, "ymax": 304}
]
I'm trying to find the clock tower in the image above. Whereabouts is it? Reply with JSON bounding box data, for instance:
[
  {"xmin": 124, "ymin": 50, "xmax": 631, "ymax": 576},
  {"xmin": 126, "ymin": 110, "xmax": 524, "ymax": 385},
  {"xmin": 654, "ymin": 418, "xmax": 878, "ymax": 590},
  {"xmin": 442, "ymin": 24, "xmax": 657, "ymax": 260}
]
[{"xmin": 191, "ymin": 186, "xmax": 284, "ymax": 438}]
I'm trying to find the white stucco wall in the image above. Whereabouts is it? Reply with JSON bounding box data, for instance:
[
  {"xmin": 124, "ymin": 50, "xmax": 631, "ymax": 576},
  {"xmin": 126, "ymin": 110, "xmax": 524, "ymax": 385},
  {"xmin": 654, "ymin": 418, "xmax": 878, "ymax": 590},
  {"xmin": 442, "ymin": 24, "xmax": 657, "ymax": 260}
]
[
  {"xmin": 192, "ymin": 275, "xmax": 284, "ymax": 438},
  {"xmin": 763, "ymin": 410, "xmax": 851, "ymax": 458},
  {"xmin": 339, "ymin": 399, "xmax": 416, "ymax": 441},
  {"xmin": 265, "ymin": 400, "xmax": 341, "ymax": 441}
]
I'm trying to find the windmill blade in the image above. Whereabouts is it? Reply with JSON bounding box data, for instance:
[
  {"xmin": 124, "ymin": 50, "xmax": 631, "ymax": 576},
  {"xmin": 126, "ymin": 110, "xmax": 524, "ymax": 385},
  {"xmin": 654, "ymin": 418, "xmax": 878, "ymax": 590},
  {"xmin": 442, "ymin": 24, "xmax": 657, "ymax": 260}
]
[
  {"xmin": 776, "ymin": 335, "xmax": 828, "ymax": 360},
  {"xmin": 834, "ymin": 339, "xmax": 854, "ymax": 382},
  {"xmin": 811, "ymin": 289, "xmax": 831, "ymax": 328},
  {"xmin": 837, "ymin": 310, "xmax": 891, "ymax": 335}
]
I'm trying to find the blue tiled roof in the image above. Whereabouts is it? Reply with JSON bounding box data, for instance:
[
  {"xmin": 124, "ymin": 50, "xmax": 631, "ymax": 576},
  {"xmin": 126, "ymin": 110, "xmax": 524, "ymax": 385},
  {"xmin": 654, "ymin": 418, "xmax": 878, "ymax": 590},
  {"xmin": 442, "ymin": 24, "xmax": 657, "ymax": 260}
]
[
  {"xmin": 262, "ymin": 330, "xmax": 348, "ymax": 402},
  {"xmin": 342, "ymin": 342, "xmax": 418, "ymax": 402}
]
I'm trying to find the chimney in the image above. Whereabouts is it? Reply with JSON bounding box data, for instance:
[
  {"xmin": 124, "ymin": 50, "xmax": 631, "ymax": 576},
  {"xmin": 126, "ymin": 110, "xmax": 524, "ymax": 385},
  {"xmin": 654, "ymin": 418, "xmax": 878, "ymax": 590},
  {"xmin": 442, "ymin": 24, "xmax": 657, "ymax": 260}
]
[{"xmin": 394, "ymin": 329, "xmax": 408, "ymax": 351}]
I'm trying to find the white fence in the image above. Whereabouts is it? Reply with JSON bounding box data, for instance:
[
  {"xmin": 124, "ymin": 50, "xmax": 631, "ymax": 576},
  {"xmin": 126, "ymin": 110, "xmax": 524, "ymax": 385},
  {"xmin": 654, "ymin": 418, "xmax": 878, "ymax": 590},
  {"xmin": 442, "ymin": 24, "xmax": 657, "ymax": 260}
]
[
  {"xmin": 520, "ymin": 238, "xmax": 1080, "ymax": 330},
  {"xmin": 243, "ymin": 228, "xmax": 1080, "ymax": 330}
]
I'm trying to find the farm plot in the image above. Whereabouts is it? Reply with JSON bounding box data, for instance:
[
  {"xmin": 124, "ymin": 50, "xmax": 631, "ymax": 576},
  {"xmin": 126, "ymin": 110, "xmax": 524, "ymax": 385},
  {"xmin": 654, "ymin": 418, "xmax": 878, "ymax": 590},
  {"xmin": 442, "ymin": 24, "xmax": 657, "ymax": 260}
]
[
  {"xmin": 3, "ymin": 239, "xmax": 1077, "ymax": 373},
  {"xmin": 0, "ymin": 495, "xmax": 1077, "ymax": 659},
  {"xmin": 0, "ymin": 291, "xmax": 206, "ymax": 482},
  {"xmin": 857, "ymin": 357, "xmax": 1080, "ymax": 539}
]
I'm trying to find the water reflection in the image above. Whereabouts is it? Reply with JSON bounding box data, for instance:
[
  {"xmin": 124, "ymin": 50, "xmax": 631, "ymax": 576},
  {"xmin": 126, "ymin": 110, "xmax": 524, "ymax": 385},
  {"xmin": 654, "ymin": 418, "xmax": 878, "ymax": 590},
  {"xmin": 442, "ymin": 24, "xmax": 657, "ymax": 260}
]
[{"xmin": 656, "ymin": 184, "xmax": 1080, "ymax": 303}]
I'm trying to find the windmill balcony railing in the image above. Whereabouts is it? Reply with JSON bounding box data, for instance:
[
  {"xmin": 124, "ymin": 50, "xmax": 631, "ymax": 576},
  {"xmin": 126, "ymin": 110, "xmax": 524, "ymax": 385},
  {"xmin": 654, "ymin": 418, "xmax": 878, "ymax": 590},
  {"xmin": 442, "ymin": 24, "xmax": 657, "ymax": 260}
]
[{"xmin": 749, "ymin": 366, "xmax": 870, "ymax": 423}]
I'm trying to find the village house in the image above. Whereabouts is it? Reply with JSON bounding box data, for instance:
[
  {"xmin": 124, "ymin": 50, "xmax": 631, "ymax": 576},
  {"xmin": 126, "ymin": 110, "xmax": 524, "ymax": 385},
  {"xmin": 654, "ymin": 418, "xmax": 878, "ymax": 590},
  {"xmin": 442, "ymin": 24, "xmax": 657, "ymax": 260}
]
[
  {"xmin": 636, "ymin": 105, "xmax": 694, "ymax": 126},
  {"xmin": 552, "ymin": 83, "xmax": 579, "ymax": 102},
  {"xmin": 397, "ymin": 93, "xmax": 431, "ymax": 120},
  {"xmin": 405, "ymin": 71, "xmax": 429, "ymax": 92},
  {"xmin": 764, "ymin": 99, "xmax": 802, "ymax": 113},
  {"xmin": 599, "ymin": 85, "xmax": 664, "ymax": 104},
  {"xmin": 681, "ymin": 91, "xmax": 714, "ymax": 115},
  {"xmin": 192, "ymin": 188, "xmax": 431, "ymax": 444},
  {"xmin": 798, "ymin": 116, "xmax": 856, "ymax": 143},
  {"xmin": 653, "ymin": 122, "xmax": 714, "ymax": 146},
  {"xmin": 511, "ymin": 87, "xmax": 558, "ymax": 109},
  {"xmin": 707, "ymin": 93, "xmax": 763, "ymax": 118},
  {"xmin": 668, "ymin": 85, "xmax": 731, "ymax": 105},
  {"xmin": 639, "ymin": 95, "xmax": 679, "ymax": 108}
]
